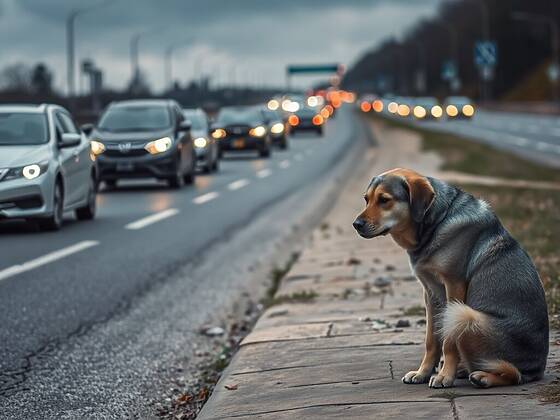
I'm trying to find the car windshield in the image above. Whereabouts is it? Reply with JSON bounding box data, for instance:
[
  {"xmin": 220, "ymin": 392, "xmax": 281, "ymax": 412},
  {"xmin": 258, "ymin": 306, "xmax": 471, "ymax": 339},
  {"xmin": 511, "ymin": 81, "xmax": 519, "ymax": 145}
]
[
  {"xmin": 98, "ymin": 106, "xmax": 171, "ymax": 131},
  {"xmin": 183, "ymin": 113, "xmax": 207, "ymax": 130},
  {"xmin": 0, "ymin": 112, "xmax": 48, "ymax": 145},
  {"xmin": 296, "ymin": 106, "xmax": 317, "ymax": 116},
  {"xmin": 263, "ymin": 110, "xmax": 280, "ymax": 121},
  {"xmin": 217, "ymin": 108, "xmax": 262, "ymax": 125}
]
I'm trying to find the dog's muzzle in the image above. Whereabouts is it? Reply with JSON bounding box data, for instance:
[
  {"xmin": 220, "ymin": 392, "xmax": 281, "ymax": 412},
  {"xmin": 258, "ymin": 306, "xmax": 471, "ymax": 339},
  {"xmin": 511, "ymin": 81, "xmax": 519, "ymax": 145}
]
[{"xmin": 353, "ymin": 218, "xmax": 389, "ymax": 238}]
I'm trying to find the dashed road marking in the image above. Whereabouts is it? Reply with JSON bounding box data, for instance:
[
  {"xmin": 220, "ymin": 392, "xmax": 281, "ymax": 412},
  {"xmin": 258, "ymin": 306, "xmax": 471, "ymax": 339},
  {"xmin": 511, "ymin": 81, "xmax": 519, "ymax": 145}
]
[
  {"xmin": 0, "ymin": 240, "xmax": 99, "ymax": 282},
  {"xmin": 256, "ymin": 169, "xmax": 272, "ymax": 178},
  {"xmin": 125, "ymin": 208, "xmax": 179, "ymax": 230},
  {"xmin": 228, "ymin": 178, "xmax": 250, "ymax": 190},
  {"xmin": 279, "ymin": 160, "xmax": 291, "ymax": 169},
  {"xmin": 193, "ymin": 191, "xmax": 219, "ymax": 204}
]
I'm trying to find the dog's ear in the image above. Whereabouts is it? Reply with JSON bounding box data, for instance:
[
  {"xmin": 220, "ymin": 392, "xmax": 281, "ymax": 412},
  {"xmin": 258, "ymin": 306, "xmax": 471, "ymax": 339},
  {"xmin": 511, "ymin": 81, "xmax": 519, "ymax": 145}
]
[{"xmin": 406, "ymin": 176, "xmax": 435, "ymax": 223}]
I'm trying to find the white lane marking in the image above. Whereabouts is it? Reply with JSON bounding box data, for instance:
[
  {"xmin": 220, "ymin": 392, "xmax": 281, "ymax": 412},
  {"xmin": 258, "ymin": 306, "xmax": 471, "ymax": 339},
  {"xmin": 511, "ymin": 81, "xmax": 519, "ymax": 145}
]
[
  {"xmin": 256, "ymin": 169, "xmax": 272, "ymax": 178},
  {"xmin": 0, "ymin": 240, "xmax": 99, "ymax": 282},
  {"xmin": 279, "ymin": 159, "xmax": 291, "ymax": 169},
  {"xmin": 294, "ymin": 153, "xmax": 303, "ymax": 161},
  {"xmin": 228, "ymin": 178, "xmax": 250, "ymax": 191},
  {"xmin": 193, "ymin": 191, "xmax": 219, "ymax": 205},
  {"xmin": 125, "ymin": 208, "xmax": 179, "ymax": 230}
]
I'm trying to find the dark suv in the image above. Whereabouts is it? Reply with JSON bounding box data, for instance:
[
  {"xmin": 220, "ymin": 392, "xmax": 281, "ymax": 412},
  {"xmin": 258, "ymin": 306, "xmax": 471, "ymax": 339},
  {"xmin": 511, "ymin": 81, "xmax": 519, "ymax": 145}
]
[{"xmin": 85, "ymin": 99, "xmax": 195, "ymax": 189}]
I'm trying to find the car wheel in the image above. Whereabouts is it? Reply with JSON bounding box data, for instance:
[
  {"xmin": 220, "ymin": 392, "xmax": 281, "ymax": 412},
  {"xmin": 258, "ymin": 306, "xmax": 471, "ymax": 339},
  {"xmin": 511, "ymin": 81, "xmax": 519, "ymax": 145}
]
[
  {"xmin": 183, "ymin": 158, "xmax": 195, "ymax": 184},
  {"xmin": 75, "ymin": 175, "xmax": 97, "ymax": 221},
  {"xmin": 104, "ymin": 179, "xmax": 117, "ymax": 190},
  {"xmin": 168, "ymin": 160, "xmax": 185, "ymax": 189},
  {"xmin": 38, "ymin": 181, "xmax": 63, "ymax": 231},
  {"xmin": 259, "ymin": 147, "xmax": 271, "ymax": 158},
  {"xmin": 212, "ymin": 157, "xmax": 219, "ymax": 172},
  {"xmin": 280, "ymin": 139, "xmax": 288, "ymax": 150}
]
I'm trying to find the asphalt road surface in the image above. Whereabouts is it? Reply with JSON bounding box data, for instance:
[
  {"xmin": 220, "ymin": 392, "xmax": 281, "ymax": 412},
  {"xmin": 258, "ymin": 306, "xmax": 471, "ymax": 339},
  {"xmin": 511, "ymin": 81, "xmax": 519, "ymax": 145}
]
[
  {"xmin": 0, "ymin": 106, "xmax": 371, "ymax": 419},
  {"xmin": 418, "ymin": 109, "xmax": 560, "ymax": 168}
]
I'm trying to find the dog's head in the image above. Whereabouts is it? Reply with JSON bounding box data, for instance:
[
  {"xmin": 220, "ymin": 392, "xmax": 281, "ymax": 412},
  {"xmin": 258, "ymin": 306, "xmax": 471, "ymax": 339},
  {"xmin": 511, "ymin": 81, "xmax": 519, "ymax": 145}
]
[{"xmin": 353, "ymin": 168, "xmax": 435, "ymax": 240}]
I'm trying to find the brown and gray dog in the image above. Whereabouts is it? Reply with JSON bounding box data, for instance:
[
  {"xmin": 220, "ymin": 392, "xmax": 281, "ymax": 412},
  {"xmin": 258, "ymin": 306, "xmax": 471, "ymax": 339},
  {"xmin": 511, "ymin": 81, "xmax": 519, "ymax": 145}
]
[{"xmin": 353, "ymin": 168, "xmax": 548, "ymax": 388}]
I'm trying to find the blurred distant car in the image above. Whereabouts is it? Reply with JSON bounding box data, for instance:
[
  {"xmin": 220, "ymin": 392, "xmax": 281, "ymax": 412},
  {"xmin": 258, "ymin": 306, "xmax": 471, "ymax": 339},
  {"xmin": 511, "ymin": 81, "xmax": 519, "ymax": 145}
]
[
  {"xmin": 288, "ymin": 105, "xmax": 325, "ymax": 136},
  {"xmin": 443, "ymin": 96, "xmax": 475, "ymax": 119},
  {"xmin": 412, "ymin": 97, "xmax": 443, "ymax": 120},
  {"xmin": 86, "ymin": 99, "xmax": 195, "ymax": 189},
  {"xmin": 261, "ymin": 108, "xmax": 288, "ymax": 149},
  {"xmin": 183, "ymin": 108, "xmax": 219, "ymax": 173},
  {"xmin": 211, "ymin": 106, "xmax": 272, "ymax": 158},
  {"xmin": 0, "ymin": 104, "xmax": 97, "ymax": 230}
]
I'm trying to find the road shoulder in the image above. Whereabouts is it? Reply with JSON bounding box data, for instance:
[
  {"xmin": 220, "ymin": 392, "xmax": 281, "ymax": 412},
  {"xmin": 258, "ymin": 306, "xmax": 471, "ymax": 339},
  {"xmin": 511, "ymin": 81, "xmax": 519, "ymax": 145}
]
[{"xmin": 198, "ymin": 115, "xmax": 560, "ymax": 419}]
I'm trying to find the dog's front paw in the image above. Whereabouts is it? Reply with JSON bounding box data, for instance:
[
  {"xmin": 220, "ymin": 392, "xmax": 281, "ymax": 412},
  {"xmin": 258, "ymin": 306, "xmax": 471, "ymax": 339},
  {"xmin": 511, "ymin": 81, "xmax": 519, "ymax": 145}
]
[
  {"xmin": 429, "ymin": 373, "xmax": 455, "ymax": 388},
  {"xmin": 402, "ymin": 370, "xmax": 430, "ymax": 384}
]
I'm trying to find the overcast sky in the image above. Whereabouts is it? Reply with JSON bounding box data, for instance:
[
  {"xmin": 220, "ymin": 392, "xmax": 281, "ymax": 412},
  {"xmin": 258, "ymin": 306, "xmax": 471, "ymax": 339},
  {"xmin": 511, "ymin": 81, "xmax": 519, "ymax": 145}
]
[{"xmin": 0, "ymin": 0, "xmax": 440, "ymax": 93}]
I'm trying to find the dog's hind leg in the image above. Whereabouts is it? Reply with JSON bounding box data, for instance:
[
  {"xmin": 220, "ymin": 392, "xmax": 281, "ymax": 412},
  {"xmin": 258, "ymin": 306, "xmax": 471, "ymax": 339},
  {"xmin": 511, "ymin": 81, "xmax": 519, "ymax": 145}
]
[
  {"xmin": 441, "ymin": 302, "xmax": 522, "ymax": 388},
  {"xmin": 469, "ymin": 361, "xmax": 522, "ymax": 388}
]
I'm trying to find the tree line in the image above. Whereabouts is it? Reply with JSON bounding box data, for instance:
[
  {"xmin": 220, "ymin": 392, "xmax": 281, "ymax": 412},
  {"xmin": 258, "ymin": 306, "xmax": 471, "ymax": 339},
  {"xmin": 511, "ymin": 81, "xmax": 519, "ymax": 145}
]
[{"xmin": 343, "ymin": 0, "xmax": 560, "ymax": 101}]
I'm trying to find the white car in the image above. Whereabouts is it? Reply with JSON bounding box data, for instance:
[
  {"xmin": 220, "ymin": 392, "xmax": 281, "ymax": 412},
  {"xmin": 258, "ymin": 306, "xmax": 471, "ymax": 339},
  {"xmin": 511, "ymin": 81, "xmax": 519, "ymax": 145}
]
[{"xmin": 0, "ymin": 104, "xmax": 97, "ymax": 230}]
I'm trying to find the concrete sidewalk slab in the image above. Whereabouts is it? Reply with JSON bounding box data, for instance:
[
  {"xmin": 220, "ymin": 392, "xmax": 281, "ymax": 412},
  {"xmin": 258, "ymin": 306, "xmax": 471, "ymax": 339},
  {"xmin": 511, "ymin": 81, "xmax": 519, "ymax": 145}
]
[{"xmin": 198, "ymin": 118, "xmax": 560, "ymax": 419}]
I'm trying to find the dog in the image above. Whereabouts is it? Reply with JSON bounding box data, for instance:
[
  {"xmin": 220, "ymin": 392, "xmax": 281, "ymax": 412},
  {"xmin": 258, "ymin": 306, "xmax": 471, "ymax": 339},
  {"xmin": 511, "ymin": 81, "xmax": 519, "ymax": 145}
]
[{"xmin": 353, "ymin": 168, "xmax": 548, "ymax": 388}]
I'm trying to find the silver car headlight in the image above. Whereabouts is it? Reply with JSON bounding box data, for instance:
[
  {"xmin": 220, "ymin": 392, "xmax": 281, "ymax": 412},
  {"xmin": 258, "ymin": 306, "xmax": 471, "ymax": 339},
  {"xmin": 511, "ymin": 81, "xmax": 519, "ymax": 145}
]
[{"xmin": 1, "ymin": 161, "xmax": 49, "ymax": 182}]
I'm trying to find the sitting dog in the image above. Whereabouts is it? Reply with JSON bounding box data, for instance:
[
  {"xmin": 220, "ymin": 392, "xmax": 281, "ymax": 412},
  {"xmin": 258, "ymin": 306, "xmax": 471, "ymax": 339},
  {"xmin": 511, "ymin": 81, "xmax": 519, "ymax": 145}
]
[{"xmin": 353, "ymin": 168, "xmax": 548, "ymax": 388}]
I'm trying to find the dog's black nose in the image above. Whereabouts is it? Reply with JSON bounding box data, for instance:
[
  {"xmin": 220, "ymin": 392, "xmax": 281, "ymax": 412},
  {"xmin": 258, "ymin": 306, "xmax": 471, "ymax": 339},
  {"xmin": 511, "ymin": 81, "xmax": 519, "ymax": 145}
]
[{"xmin": 353, "ymin": 219, "xmax": 365, "ymax": 231}]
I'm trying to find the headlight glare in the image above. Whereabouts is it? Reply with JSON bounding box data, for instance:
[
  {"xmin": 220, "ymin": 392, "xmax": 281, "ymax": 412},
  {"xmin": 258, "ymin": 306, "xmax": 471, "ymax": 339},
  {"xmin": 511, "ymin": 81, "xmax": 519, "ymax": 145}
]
[
  {"xmin": 431, "ymin": 105, "xmax": 443, "ymax": 118},
  {"xmin": 249, "ymin": 126, "xmax": 266, "ymax": 137},
  {"xmin": 211, "ymin": 128, "xmax": 226, "ymax": 139},
  {"xmin": 90, "ymin": 140, "xmax": 105, "ymax": 155},
  {"xmin": 270, "ymin": 123, "xmax": 284, "ymax": 134},
  {"xmin": 446, "ymin": 105, "xmax": 459, "ymax": 117},
  {"xmin": 194, "ymin": 137, "xmax": 208, "ymax": 148},
  {"xmin": 462, "ymin": 104, "xmax": 475, "ymax": 116},
  {"xmin": 145, "ymin": 137, "xmax": 172, "ymax": 154}
]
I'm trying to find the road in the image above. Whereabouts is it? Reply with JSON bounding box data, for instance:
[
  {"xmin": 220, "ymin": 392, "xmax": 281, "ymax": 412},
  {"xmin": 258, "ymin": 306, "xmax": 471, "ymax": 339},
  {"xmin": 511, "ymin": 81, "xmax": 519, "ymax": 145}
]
[
  {"xmin": 417, "ymin": 109, "xmax": 560, "ymax": 168},
  {"xmin": 0, "ymin": 106, "xmax": 371, "ymax": 418}
]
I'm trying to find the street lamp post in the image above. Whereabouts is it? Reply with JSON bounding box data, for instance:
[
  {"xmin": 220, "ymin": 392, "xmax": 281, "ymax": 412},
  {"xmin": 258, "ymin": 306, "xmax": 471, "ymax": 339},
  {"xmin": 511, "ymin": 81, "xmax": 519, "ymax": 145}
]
[
  {"xmin": 512, "ymin": 12, "xmax": 560, "ymax": 102},
  {"xmin": 129, "ymin": 27, "xmax": 162, "ymax": 88},
  {"xmin": 164, "ymin": 39, "xmax": 194, "ymax": 91},
  {"xmin": 66, "ymin": 1, "xmax": 114, "ymax": 109}
]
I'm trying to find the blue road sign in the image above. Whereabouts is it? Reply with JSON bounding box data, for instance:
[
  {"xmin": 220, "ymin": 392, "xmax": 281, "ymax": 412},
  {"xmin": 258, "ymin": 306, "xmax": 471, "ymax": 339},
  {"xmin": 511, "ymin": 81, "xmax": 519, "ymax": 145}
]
[
  {"xmin": 474, "ymin": 41, "xmax": 497, "ymax": 68},
  {"xmin": 441, "ymin": 60, "xmax": 457, "ymax": 81}
]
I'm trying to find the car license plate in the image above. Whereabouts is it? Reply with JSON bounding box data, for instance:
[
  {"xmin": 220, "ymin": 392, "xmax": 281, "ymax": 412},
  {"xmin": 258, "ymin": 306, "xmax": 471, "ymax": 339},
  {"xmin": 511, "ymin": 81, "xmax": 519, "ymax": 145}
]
[
  {"xmin": 233, "ymin": 139, "xmax": 245, "ymax": 149},
  {"xmin": 116, "ymin": 162, "xmax": 134, "ymax": 171}
]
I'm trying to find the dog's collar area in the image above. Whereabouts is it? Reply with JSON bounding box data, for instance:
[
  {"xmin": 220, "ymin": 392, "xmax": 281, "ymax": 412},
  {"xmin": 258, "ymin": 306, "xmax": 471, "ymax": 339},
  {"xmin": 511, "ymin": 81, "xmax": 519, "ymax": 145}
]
[{"xmin": 410, "ymin": 188, "xmax": 461, "ymax": 255}]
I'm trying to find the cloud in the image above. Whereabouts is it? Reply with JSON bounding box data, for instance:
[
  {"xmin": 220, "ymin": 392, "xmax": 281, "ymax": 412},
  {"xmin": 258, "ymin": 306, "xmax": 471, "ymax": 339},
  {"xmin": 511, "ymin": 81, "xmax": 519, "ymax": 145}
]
[{"xmin": 1, "ymin": 0, "xmax": 440, "ymax": 92}]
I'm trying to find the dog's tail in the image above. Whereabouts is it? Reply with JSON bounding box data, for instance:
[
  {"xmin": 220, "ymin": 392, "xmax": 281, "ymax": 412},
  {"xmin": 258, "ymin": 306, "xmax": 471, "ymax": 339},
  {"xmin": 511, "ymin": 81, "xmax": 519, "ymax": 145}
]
[
  {"xmin": 440, "ymin": 301, "xmax": 493, "ymax": 342},
  {"xmin": 440, "ymin": 302, "xmax": 523, "ymax": 386}
]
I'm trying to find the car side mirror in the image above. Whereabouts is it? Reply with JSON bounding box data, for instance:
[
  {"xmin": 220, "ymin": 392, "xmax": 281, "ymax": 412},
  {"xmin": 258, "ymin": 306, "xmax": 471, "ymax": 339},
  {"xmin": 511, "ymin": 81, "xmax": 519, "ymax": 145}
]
[
  {"xmin": 59, "ymin": 133, "xmax": 81, "ymax": 148},
  {"xmin": 179, "ymin": 120, "xmax": 191, "ymax": 131},
  {"xmin": 80, "ymin": 123, "xmax": 94, "ymax": 136}
]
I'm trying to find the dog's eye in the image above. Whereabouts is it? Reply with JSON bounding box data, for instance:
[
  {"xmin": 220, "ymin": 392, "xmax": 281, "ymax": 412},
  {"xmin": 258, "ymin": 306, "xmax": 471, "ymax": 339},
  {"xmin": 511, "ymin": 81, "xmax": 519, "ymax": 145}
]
[{"xmin": 378, "ymin": 195, "xmax": 391, "ymax": 204}]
